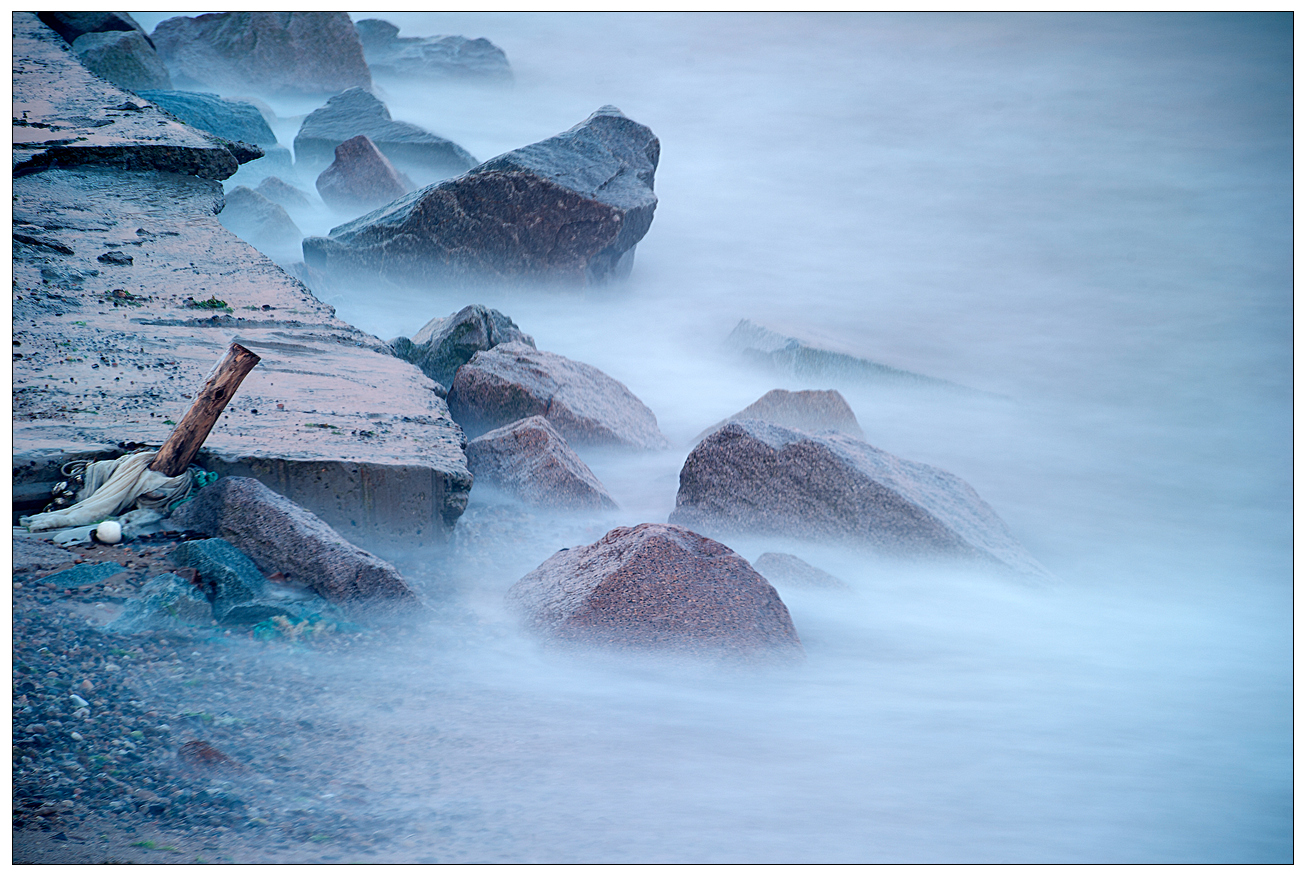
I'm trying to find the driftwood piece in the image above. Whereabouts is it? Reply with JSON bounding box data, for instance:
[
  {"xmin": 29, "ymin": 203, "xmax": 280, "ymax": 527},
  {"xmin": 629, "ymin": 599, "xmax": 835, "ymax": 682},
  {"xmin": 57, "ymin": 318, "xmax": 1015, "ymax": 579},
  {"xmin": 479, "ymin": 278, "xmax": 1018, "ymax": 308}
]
[{"xmin": 150, "ymin": 343, "xmax": 261, "ymax": 477}]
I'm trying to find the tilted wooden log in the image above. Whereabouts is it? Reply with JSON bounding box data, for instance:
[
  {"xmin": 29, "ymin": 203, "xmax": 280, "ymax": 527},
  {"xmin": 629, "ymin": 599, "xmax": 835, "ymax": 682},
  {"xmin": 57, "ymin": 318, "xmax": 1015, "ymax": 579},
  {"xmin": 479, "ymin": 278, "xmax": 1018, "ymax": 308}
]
[{"xmin": 150, "ymin": 343, "xmax": 261, "ymax": 477}]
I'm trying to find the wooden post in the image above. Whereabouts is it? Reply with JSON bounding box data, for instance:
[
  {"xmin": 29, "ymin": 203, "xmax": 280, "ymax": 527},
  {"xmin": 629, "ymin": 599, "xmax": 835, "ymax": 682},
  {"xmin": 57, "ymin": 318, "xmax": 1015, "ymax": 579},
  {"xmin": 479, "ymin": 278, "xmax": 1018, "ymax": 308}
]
[{"xmin": 150, "ymin": 343, "xmax": 261, "ymax": 477}]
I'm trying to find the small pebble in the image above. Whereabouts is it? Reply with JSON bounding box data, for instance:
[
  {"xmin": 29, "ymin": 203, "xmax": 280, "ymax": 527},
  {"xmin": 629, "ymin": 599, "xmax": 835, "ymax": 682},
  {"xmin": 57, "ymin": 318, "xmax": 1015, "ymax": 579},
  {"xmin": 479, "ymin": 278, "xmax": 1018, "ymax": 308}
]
[
  {"xmin": 69, "ymin": 694, "xmax": 89, "ymax": 709},
  {"xmin": 70, "ymin": 732, "xmax": 83, "ymax": 742}
]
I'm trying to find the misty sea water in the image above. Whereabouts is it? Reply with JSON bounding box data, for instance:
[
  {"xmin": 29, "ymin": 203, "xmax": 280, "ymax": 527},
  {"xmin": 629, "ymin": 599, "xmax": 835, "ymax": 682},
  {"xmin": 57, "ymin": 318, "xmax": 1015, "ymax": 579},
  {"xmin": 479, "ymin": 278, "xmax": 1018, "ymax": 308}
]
[{"xmin": 131, "ymin": 12, "xmax": 1293, "ymax": 863}]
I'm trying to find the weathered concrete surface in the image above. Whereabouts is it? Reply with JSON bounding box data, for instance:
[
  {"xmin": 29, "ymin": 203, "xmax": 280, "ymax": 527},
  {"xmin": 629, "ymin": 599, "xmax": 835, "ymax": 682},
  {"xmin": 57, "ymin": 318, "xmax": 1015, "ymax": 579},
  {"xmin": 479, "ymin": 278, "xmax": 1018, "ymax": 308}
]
[
  {"xmin": 506, "ymin": 523, "xmax": 803, "ymax": 659},
  {"xmin": 669, "ymin": 420, "xmax": 1052, "ymax": 581},
  {"xmin": 302, "ymin": 106, "xmax": 659, "ymax": 288},
  {"xmin": 12, "ymin": 13, "xmax": 240, "ymax": 181},
  {"xmin": 150, "ymin": 12, "xmax": 371, "ymax": 97},
  {"xmin": 12, "ymin": 165, "xmax": 471, "ymax": 548}
]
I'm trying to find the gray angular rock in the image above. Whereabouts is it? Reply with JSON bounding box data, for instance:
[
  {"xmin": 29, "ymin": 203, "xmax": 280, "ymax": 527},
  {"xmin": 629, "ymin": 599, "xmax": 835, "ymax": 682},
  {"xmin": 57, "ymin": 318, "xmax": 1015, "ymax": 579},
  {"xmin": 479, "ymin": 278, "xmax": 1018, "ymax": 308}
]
[
  {"xmin": 696, "ymin": 388, "xmax": 864, "ymax": 443},
  {"xmin": 293, "ymin": 87, "xmax": 477, "ymax": 179},
  {"xmin": 12, "ymin": 538, "xmax": 78, "ymax": 574},
  {"xmin": 727, "ymin": 319, "xmax": 961, "ymax": 391},
  {"xmin": 302, "ymin": 105, "xmax": 660, "ymax": 287},
  {"xmin": 255, "ymin": 176, "xmax": 314, "ymax": 213},
  {"xmin": 38, "ymin": 12, "xmax": 150, "ymax": 47},
  {"xmin": 315, "ymin": 135, "xmax": 413, "ymax": 214},
  {"xmin": 390, "ymin": 304, "xmax": 535, "ymax": 389},
  {"xmin": 669, "ymin": 420, "xmax": 1052, "ymax": 581},
  {"xmin": 72, "ymin": 30, "xmax": 173, "ymax": 92},
  {"xmin": 34, "ymin": 561, "xmax": 128, "ymax": 589},
  {"xmin": 167, "ymin": 538, "xmax": 283, "ymax": 625},
  {"xmin": 356, "ymin": 19, "xmax": 512, "ymax": 82},
  {"xmin": 752, "ymin": 552, "xmax": 850, "ymax": 590},
  {"xmin": 151, "ymin": 11, "xmax": 371, "ymax": 97},
  {"xmin": 447, "ymin": 342, "xmax": 668, "ymax": 450},
  {"xmin": 168, "ymin": 476, "xmax": 425, "ymax": 617},
  {"xmin": 137, "ymin": 90, "xmax": 277, "ymax": 146},
  {"xmin": 104, "ymin": 573, "xmax": 214, "ymax": 633},
  {"xmin": 219, "ymin": 185, "xmax": 302, "ymax": 251},
  {"xmin": 466, "ymin": 416, "xmax": 618, "ymax": 511},
  {"xmin": 506, "ymin": 523, "xmax": 803, "ymax": 658}
]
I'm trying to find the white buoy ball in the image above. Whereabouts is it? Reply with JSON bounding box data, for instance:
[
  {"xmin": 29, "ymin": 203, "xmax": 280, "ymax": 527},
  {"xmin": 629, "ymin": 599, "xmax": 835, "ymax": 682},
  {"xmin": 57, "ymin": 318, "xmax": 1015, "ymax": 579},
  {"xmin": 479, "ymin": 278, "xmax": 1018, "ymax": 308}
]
[{"xmin": 96, "ymin": 520, "xmax": 122, "ymax": 544}]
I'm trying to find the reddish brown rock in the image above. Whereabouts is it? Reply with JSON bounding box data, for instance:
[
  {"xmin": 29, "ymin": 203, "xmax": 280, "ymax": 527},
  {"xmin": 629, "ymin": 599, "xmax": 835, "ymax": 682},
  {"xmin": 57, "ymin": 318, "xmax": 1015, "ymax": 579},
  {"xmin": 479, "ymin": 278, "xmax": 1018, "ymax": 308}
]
[
  {"xmin": 315, "ymin": 135, "xmax": 412, "ymax": 214},
  {"xmin": 695, "ymin": 388, "xmax": 864, "ymax": 442},
  {"xmin": 167, "ymin": 476, "xmax": 426, "ymax": 619},
  {"xmin": 150, "ymin": 11, "xmax": 371, "ymax": 97},
  {"xmin": 506, "ymin": 523, "xmax": 803, "ymax": 658},
  {"xmin": 447, "ymin": 342, "xmax": 668, "ymax": 450},
  {"xmin": 466, "ymin": 416, "xmax": 617, "ymax": 511}
]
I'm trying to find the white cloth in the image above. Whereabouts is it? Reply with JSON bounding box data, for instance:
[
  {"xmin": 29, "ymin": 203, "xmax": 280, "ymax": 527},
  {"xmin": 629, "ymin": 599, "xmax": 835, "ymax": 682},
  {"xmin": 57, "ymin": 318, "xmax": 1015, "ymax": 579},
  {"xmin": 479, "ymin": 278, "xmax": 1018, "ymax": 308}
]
[{"xmin": 22, "ymin": 451, "xmax": 192, "ymax": 532}]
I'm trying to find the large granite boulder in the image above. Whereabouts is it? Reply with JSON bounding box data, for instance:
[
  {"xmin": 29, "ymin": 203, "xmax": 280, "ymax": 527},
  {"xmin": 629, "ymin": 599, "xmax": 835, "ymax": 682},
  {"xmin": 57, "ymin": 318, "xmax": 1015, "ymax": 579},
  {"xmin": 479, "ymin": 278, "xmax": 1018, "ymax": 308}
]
[
  {"xmin": 315, "ymin": 135, "xmax": 413, "ymax": 214},
  {"xmin": 669, "ymin": 420, "xmax": 1052, "ymax": 580},
  {"xmin": 137, "ymin": 90, "xmax": 277, "ymax": 146},
  {"xmin": 72, "ymin": 30, "xmax": 172, "ymax": 92},
  {"xmin": 255, "ymin": 176, "xmax": 314, "ymax": 213},
  {"xmin": 292, "ymin": 87, "xmax": 477, "ymax": 179},
  {"xmin": 302, "ymin": 105, "xmax": 660, "ymax": 287},
  {"xmin": 356, "ymin": 19, "xmax": 512, "ymax": 82},
  {"xmin": 752, "ymin": 552, "xmax": 850, "ymax": 590},
  {"xmin": 390, "ymin": 304, "xmax": 534, "ymax": 390},
  {"xmin": 167, "ymin": 539, "xmax": 289, "ymax": 626},
  {"xmin": 218, "ymin": 185, "xmax": 303, "ymax": 253},
  {"xmin": 168, "ymin": 476, "xmax": 426, "ymax": 617},
  {"xmin": 466, "ymin": 416, "xmax": 618, "ymax": 511},
  {"xmin": 38, "ymin": 12, "xmax": 151, "ymax": 47},
  {"xmin": 447, "ymin": 342, "xmax": 668, "ymax": 450},
  {"xmin": 150, "ymin": 12, "xmax": 371, "ymax": 97},
  {"xmin": 696, "ymin": 388, "xmax": 864, "ymax": 442},
  {"xmin": 506, "ymin": 523, "xmax": 803, "ymax": 658}
]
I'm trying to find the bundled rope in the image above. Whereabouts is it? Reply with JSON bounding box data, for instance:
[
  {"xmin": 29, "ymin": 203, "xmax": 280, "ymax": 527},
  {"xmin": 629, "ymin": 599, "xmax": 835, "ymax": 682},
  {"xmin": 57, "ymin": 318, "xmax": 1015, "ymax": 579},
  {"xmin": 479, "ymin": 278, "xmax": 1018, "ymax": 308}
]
[{"xmin": 21, "ymin": 450, "xmax": 208, "ymax": 532}]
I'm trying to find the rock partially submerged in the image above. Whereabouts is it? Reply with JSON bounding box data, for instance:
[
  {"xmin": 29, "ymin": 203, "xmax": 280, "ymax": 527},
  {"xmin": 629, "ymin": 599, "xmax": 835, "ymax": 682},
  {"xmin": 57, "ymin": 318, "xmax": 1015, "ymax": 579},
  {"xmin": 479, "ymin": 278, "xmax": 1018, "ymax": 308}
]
[
  {"xmin": 255, "ymin": 176, "xmax": 314, "ymax": 213},
  {"xmin": 727, "ymin": 319, "xmax": 961, "ymax": 391},
  {"xmin": 168, "ymin": 476, "xmax": 426, "ymax": 618},
  {"xmin": 390, "ymin": 304, "xmax": 535, "ymax": 390},
  {"xmin": 466, "ymin": 416, "xmax": 618, "ymax": 511},
  {"xmin": 37, "ymin": 12, "xmax": 152, "ymax": 47},
  {"xmin": 218, "ymin": 185, "xmax": 303, "ymax": 255},
  {"xmin": 302, "ymin": 105, "xmax": 660, "ymax": 287},
  {"xmin": 292, "ymin": 87, "xmax": 476, "ymax": 180},
  {"xmin": 13, "ymin": 13, "xmax": 243, "ymax": 180},
  {"xmin": 167, "ymin": 538, "xmax": 316, "ymax": 626},
  {"xmin": 315, "ymin": 135, "xmax": 413, "ymax": 214},
  {"xmin": 356, "ymin": 19, "xmax": 512, "ymax": 82},
  {"xmin": 669, "ymin": 420, "xmax": 1051, "ymax": 581},
  {"xmin": 506, "ymin": 523, "xmax": 803, "ymax": 658},
  {"xmin": 753, "ymin": 552, "xmax": 850, "ymax": 590},
  {"xmin": 138, "ymin": 90, "xmax": 278, "ymax": 147},
  {"xmin": 151, "ymin": 12, "xmax": 371, "ymax": 97},
  {"xmin": 104, "ymin": 572, "xmax": 215, "ymax": 633},
  {"xmin": 71, "ymin": 30, "xmax": 172, "ymax": 92},
  {"xmin": 696, "ymin": 388, "xmax": 864, "ymax": 442},
  {"xmin": 447, "ymin": 342, "xmax": 669, "ymax": 450}
]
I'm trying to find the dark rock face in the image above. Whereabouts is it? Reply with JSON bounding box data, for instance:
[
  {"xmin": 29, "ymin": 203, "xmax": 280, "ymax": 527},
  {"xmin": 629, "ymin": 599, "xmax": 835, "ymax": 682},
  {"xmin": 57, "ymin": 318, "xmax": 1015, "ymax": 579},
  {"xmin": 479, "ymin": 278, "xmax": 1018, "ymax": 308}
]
[
  {"xmin": 292, "ymin": 87, "xmax": 477, "ymax": 179},
  {"xmin": 447, "ymin": 342, "xmax": 668, "ymax": 450},
  {"xmin": 315, "ymin": 135, "xmax": 412, "ymax": 214},
  {"xmin": 35, "ymin": 562, "xmax": 128, "ymax": 590},
  {"xmin": 137, "ymin": 90, "xmax": 277, "ymax": 146},
  {"xmin": 72, "ymin": 30, "xmax": 172, "ymax": 92},
  {"xmin": 168, "ymin": 476, "xmax": 426, "ymax": 617},
  {"xmin": 12, "ymin": 538, "xmax": 78, "ymax": 574},
  {"xmin": 219, "ymin": 186, "xmax": 302, "ymax": 251},
  {"xmin": 753, "ymin": 552, "xmax": 850, "ymax": 590},
  {"xmin": 696, "ymin": 388, "xmax": 864, "ymax": 442},
  {"xmin": 727, "ymin": 319, "xmax": 961, "ymax": 391},
  {"xmin": 150, "ymin": 11, "xmax": 371, "ymax": 97},
  {"xmin": 390, "ymin": 304, "xmax": 534, "ymax": 389},
  {"xmin": 38, "ymin": 12, "xmax": 150, "ymax": 47},
  {"xmin": 255, "ymin": 176, "xmax": 313, "ymax": 212},
  {"xmin": 506, "ymin": 523, "xmax": 803, "ymax": 658},
  {"xmin": 104, "ymin": 573, "xmax": 214, "ymax": 633},
  {"xmin": 167, "ymin": 539, "xmax": 286, "ymax": 626},
  {"xmin": 669, "ymin": 420, "xmax": 1052, "ymax": 580},
  {"xmin": 302, "ymin": 105, "xmax": 660, "ymax": 287},
  {"xmin": 466, "ymin": 416, "xmax": 618, "ymax": 511},
  {"xmin": 356, "ymin": 19, "xmax": 512, "ymax": 82}
]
